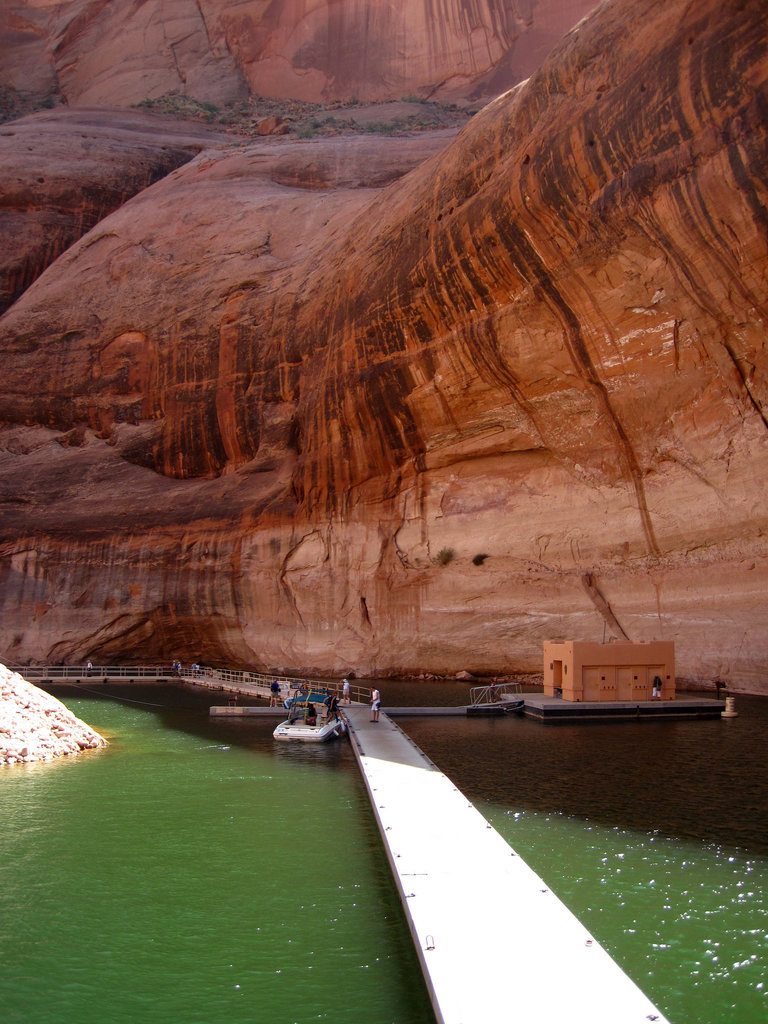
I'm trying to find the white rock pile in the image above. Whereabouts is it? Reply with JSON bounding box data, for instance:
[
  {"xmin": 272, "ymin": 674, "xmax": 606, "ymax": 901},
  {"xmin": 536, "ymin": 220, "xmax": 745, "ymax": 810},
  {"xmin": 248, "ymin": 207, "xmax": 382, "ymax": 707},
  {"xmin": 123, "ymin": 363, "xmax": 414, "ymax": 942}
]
[{"xmin": 0, "ymin": 663, "xmax": 107, "ymax": 765}]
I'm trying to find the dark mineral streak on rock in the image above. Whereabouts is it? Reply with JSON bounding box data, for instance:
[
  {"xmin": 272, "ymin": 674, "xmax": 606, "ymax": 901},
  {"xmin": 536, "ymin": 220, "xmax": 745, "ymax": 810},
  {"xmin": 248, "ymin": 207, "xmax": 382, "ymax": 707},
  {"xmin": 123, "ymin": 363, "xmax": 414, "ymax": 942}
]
[
  {"xmin": 0, "ymin": 0, "xmax": 767, "ymax": 690},
  {"xmin": 0, "ymin": 0, "xmax": 596, "ymax": 108}
]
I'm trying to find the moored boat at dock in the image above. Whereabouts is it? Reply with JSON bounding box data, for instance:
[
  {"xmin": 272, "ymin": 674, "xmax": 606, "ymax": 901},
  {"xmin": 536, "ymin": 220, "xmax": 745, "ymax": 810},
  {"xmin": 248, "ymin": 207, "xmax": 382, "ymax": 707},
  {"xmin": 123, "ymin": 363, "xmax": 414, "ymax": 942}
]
[
  {"xmin": 466, "ymin": 681, "xmax": 524, "ymax": 716},
  {"xmin": 273, "ymin": 686, "xmax": 346, "ymax": 742}
]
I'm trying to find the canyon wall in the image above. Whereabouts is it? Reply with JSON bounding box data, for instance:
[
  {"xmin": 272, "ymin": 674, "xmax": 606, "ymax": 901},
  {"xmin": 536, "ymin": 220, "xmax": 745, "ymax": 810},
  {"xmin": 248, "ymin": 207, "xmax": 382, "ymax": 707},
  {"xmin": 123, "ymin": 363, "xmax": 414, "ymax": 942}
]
[
  {"xmin": 0, "ymin": 0, "xmax": 598, "ymax": 107},
  {"xmin": 0, "ymin": 108, "xmax": 229, "ymax": 315},
  {"xmin": 0, "ymin": 0, "xmax": 767, "ymax": 692}
]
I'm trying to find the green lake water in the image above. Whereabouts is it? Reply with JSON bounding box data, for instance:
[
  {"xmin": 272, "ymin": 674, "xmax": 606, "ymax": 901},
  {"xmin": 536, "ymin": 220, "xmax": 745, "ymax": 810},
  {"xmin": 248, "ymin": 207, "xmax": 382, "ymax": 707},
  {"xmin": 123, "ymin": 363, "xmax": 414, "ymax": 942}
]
[
  {"xmin": 0, "ymin": 692, "xmax": 432, "ymax": 1024},
  {"xmin": 1, "ymin": 685, "xmax": 767, "ymax": 1024}
]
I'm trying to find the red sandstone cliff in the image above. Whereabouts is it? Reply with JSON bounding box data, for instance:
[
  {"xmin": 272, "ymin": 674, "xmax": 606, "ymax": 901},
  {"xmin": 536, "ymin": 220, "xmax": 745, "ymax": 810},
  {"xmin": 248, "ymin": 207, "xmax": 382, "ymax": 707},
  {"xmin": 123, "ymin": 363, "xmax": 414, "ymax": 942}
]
[
  {"xmin": 0, "ymin": 0, "xmax": 767, "ymax": 692},
  {"xmin": 0, "ymin": 0, "xmax": 597, "ymax": 107},
  {"xmin": 0, "ymin": 108, "xmax": 229, "ymax": 315}
]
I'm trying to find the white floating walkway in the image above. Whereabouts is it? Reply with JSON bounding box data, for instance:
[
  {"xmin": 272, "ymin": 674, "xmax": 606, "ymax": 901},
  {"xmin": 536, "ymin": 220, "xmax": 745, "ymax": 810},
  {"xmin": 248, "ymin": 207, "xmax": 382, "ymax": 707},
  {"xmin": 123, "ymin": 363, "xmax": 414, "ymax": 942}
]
[{"xmin": 343, "ymin": 706, "xmax": 669, "ymax": 1024}]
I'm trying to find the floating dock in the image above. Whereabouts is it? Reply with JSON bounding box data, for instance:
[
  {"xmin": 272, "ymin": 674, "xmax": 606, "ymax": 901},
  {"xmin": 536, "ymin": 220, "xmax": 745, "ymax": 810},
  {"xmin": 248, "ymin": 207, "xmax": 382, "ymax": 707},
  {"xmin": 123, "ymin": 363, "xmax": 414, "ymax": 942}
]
[
  {"xmin": 522, "ymin": 694, "xmax": 724, "ymax": 720},
  {"xmin": 209, "ymin": 704, "xmax": 469, "ymax": 717},
  {"xmin": 209, "ymin": 695, "xmax": 724, "ymax": 720},
  {"xmin": 20, "ymin": 665, "xmax": 722, "ymax": 722},
  {"xmin": 343, "ymin": 706, "xmax": 669, "ymax": 1024}
]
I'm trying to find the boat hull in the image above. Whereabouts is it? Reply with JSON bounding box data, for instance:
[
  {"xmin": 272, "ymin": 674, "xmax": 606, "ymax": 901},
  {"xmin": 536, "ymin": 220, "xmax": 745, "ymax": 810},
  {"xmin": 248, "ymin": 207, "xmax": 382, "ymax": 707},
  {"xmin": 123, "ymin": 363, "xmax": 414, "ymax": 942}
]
[{"xmin": 466, "ymin": 698, "xmax": 524, "ymax": 716}]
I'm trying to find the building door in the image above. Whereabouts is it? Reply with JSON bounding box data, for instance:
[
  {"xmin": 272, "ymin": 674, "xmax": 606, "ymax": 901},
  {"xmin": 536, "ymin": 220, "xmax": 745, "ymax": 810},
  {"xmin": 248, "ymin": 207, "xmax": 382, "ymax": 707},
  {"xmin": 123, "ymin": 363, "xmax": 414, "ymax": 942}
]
[
  {"xmin": 631, "ymin": 668, "xmax": 650, "ymax": 700},
  {"xmin": 617, "ymin": 667, "xmax": 634, "ymax": 700},
  {"xmin": 583, "ymin": 666, "xmax": 601, "ymax": 701},
  {"xmin": 552, "ymin": 660, "xmax": 563, "ymax": 694},
  {"xmin": 583, "ymin": 667, "xmax": 617, "ymax": 701}
]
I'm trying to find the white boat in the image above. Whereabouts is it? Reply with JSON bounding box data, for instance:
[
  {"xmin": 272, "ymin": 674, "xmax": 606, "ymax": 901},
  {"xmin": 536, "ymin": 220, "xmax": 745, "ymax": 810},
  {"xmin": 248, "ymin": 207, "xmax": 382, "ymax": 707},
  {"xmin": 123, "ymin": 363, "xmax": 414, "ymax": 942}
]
[{"xmin": 273, "ymin": 687, "xmax": 346, "ymax": 742}]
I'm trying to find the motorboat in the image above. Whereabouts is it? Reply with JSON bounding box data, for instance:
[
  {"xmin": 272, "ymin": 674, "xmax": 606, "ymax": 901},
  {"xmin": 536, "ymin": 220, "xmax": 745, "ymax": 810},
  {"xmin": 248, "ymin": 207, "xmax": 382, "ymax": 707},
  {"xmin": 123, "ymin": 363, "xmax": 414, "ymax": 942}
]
[
  {"xmin": 273, "ymin": 687, "xmax": 346, "ymax": 742},
  {"xmin": 466, "ymin": 682, "xmax": 524, "ymax": 716}
]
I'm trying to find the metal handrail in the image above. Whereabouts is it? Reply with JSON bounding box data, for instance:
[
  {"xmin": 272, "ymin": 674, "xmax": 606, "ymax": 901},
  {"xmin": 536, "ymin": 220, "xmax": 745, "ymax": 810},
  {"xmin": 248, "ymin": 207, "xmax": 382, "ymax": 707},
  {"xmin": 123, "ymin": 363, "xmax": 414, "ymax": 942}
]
[
  {"xmin": 189, "ymin": 667, "xmax": 370, "ymax": 702},
  {"xmin": 10, "ymin": 664, "xmax": 373, "ymax": 704},
  {"xmin": 10, "ymin": 665, "xmax": 172, "ymax": 679},
  {"xmin": 469, "ymin": 681, "xmax": 522, "ymax": 706}
]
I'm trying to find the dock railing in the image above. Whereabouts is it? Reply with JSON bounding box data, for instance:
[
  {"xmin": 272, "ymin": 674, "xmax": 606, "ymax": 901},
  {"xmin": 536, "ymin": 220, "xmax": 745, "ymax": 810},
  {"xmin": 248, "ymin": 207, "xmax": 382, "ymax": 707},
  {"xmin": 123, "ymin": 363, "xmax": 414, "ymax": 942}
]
[
  {"xmin": 11, "ymin": 665, "xmax": 173, "ymax": 680},
  {"xmin": 191, "ymin": 666, "xmax": 371, "ymax": 706},
  {"xmin": 11, "ymin": 664, "xmax": 372, "ymax": 705},
  {"xmin": 469, "ymin": 681, "xmax": 523, "ymax": 707},
  {"xmin": 189, "ymin": 666, "xmax": 317, "ymax": 705}
]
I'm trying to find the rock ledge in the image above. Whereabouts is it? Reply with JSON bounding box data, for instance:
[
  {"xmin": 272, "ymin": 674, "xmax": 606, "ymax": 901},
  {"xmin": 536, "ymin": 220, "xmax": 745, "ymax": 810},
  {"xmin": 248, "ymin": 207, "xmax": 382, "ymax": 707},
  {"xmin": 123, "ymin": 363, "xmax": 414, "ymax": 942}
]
[{"xmin": 0, "ymin": 664, "xmax": 107, "ymax": 766}]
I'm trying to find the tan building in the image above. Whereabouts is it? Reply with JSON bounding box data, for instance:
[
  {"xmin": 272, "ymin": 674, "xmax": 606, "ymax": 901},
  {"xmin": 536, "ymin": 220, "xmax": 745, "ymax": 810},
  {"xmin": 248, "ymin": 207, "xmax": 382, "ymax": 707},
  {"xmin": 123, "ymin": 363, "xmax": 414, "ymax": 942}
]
[{"xmin": 543, "ymin": 640, "xmax": 675, "ymax": 702}]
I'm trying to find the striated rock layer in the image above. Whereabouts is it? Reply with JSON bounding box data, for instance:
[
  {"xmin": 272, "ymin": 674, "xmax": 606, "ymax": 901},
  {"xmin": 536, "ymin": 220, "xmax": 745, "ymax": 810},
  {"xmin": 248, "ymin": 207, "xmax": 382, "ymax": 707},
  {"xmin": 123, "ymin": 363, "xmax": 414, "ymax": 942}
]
[
  {"xmin": 0, "ymin": 108, "xmax": 230, "ymax": 315},
  {"xmin": 0, "ymin": 0, "xmax": 598, "ymax": 107},
  {"xmin": 0, "ymin": 0, "xmax": 767, "ymax": 693},
  {"xmin": 0, "ymin": 663, "xmax": 107, "ymax": 765}
]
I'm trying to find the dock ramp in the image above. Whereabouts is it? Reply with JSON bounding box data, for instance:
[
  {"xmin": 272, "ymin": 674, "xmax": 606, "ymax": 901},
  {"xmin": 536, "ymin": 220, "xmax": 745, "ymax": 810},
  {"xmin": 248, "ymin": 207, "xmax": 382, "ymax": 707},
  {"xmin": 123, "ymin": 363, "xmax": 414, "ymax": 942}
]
[{"xmin": 344, "ymin": 706, "xmax": 669, "ymax": 1024}]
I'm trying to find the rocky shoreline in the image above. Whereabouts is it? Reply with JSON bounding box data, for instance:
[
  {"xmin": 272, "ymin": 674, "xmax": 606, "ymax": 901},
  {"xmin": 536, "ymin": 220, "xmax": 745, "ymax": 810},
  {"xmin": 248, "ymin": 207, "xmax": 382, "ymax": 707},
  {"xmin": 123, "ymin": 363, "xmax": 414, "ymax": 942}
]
[{"xmin": 0, "ymin": 663, "xmax": 107, "ymax": 765}]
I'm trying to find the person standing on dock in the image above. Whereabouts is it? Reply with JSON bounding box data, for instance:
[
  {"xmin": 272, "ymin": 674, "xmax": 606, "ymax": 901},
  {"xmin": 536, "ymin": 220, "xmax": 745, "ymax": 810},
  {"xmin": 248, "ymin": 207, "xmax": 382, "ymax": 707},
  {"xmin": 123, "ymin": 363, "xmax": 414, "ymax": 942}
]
[
  {"xmin": 342, "ymin": 678, "xmax": 350, "ymax": 703},
  {"xmin": 370, "ymin": 687, "xmax": 381, "ymax": 723}
]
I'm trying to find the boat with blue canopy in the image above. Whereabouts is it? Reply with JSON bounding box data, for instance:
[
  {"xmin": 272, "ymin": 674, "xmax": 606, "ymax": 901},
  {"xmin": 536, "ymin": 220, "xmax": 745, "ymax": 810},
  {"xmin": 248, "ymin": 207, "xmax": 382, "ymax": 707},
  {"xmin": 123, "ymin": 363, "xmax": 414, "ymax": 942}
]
[{"xmin": 273, "ymin": 686, "xmax": 346, "ymax": 742}]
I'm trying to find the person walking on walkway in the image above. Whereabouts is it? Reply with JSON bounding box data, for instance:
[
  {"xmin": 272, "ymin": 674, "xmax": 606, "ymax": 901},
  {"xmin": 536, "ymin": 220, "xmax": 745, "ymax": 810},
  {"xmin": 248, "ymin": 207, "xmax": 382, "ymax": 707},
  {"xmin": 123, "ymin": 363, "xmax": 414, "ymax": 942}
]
[
  {"xmin": 370, "ymin": 686, "xmax": 381, "ymax": 723},
  {"xmin": 342, "ymin": 678, "xmax": 350, "ymax": 703}
]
